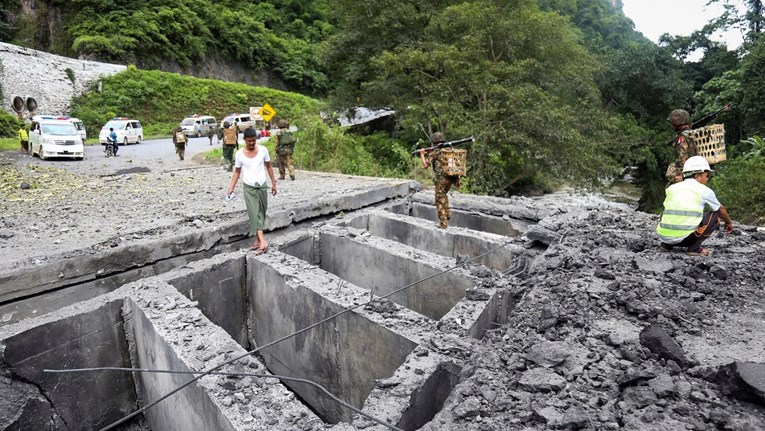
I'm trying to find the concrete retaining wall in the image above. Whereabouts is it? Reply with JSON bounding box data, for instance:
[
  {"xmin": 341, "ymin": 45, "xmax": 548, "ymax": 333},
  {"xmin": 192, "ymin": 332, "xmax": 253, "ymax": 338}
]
[
  {"xmin": 128, "ymin": 299, "xmax": 239, "ymax": 431},
  {"xmin": 346, "ymin": 211, "xmax": 527, "ymax": 273},
  {"xmin": 0, "ymin": 42, "xmax": 126, "ymax": 118},
  {"xmin": 247, "ymin": 255, "xmax": 419, "ymax": 423},
  {"xmin": 168, "ymin": 257, "xmax": 248, "ymax": 347},
  {"xmin": 0, "ymin": 299, "xmax": 137, "ymax": 430},
  {"xmin": 312, "ymin": 231, "xmax": 475, "ymax": 320}
]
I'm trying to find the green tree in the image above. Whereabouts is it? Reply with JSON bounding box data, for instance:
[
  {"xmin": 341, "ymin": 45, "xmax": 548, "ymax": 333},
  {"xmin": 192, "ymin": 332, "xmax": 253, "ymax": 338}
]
[{"xmin": 353, "ymin": 0, "xmax": 617, "ymax": 194}]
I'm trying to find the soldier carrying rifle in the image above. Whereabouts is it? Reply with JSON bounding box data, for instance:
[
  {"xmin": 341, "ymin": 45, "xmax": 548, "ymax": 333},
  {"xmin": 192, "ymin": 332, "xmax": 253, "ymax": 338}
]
[
  {"xmin": 666, "ymin": 104, "xmax": 731, "ymax": 184},
  {"xmin": 418, "ymin": 133, "xmax": 472, "ymax": 229}
]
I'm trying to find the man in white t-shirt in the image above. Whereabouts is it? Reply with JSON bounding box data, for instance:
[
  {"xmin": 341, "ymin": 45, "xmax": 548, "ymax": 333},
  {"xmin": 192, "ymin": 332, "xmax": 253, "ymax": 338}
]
[
  {"xmin": 656, "ymin": 156, "xmax": 733, "ymax": 256},
  {"xmin": 226, "ymin": 127, "xmax": 278, "ymax": 254}
]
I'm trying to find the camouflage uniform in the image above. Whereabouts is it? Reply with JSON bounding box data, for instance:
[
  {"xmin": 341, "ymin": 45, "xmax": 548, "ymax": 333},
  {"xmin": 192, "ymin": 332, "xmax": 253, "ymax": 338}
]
[
  {"xmin": 666, "ymin": 130, "xmax": 697, "ymax": 184},
  {"xmin": 207, "ymin": 126, "xmax": 215, "ymax": 145},
  {"xmin": 222, "ymin": 124, "xmax": 238, "ymax": 171},
  {"xmin": 172, "ymin": 127, "xmax": 187, "ymax": 161},
  {"xmin": 275, "ymin": 120, "xmax": 296, "ymax": 180},
  {"xmin": 665, "ymin": 109, "xmax": 697, "ymax": 184},
  {"xmin": 429, "ymin": 149, "xmax": 459, "ymax": 229}
]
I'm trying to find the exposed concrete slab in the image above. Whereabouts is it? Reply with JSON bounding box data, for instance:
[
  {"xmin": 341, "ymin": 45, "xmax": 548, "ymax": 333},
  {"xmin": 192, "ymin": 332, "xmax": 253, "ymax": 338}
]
[
  {"xmin": 122, "ymin": 277, "xmax": 322, "ymax": 431},
  {"xmin": 0, "ymin": 299, "xmax": 138, "ymax": 430},
  {"xmin": 0, "ymin": 181, "xmax": 416, "ymax": 317},
  {"xmin": 246, "ymin": 253, "xmax": 428, "ymax": 423},
  {"xmin": 281, "ymin": 228, "xmax": 477, "ymax": 321},
  {"xmin": 166, "ymin": 256, "xmax": 248, "ymax": 347},
  {"xmin": 343, "ymin": 210, "xmax": 529, "ymax": 273},
  {"xmin": 409, "ymin": 190, "xmax": 550, "ymax": 224}
]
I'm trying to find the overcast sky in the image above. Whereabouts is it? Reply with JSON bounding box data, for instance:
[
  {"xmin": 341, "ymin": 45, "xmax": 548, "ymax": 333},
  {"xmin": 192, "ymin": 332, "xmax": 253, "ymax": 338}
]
[{"xmin": 621, "ymin": 0, "xmax": 745, "ymax": 53}]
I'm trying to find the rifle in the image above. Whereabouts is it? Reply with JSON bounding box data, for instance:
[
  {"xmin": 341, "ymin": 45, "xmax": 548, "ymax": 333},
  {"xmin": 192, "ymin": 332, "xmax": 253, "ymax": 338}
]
[
  {"xmin": 412, "ymin": 136, "xmax": 474, "ymax": 154},
  {"xmin": 691, "ymin": 103, "xmax": 732, "ymax": 129},
  {"xmin": 667, "ymin": 103, "xmax": 731, "ymax": 146}
]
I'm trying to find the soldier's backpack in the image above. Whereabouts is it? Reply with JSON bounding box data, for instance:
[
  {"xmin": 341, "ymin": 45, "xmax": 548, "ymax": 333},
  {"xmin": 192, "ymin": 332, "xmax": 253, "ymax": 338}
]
[
  {"xmin": 223, "ymin": 128, "xmax": 238, "ymax": 145},
  {"xmin": 278, "ymin": 131, "xmax": 296, "ymax": 155}
]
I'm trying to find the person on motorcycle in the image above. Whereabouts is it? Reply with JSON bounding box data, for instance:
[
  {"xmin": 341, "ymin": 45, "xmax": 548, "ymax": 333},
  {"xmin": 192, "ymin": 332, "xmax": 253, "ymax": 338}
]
[{"xmin": 108, "ymin": 128, "xmax": 119, "ymax": 156}]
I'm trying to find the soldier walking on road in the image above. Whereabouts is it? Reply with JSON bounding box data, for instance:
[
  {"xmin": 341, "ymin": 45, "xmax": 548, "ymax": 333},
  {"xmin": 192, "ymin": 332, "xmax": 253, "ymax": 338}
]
[
  {"xmin": 275, "ymin": 119, "xmax": 296, "ymax": 180},
  {"xmin": 207, "ymin": 126, "xmax": 215, "ymax": 145},
  {"xmin": 419, "ymin": 132, "xmax": 461, "ymax": 229},
  {"xmin": 222, "ymin": 121, "xmax": 238, "ymax": 172},
  {"xmin": 172, "ymin": 126, "xmax": 188, "ymax": 161}
]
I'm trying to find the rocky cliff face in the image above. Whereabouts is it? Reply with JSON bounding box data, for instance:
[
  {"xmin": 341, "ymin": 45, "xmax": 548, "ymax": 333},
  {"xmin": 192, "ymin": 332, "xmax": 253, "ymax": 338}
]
[{"xmin": 0, "ymin": 42, "xmax": 125, "ymax": 119}]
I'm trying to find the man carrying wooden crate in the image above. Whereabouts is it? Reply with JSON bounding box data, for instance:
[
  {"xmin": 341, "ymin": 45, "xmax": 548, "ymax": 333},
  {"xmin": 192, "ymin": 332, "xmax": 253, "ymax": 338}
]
[{"xmin": 419, "ymin": 132, "xmax": 466, "ymax": 229}]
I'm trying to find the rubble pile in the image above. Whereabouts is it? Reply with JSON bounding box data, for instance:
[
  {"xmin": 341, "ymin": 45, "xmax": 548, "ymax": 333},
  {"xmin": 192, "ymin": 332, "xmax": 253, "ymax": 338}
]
[{"xmin": 427, "ymin": 202, "xmax": 765, "ymax": 430}]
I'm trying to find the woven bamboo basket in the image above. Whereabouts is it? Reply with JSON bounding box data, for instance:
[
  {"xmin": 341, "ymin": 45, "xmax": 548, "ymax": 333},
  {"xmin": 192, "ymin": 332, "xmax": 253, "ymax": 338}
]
[
  {"xmin": 688, "ymin": 124, "xmax": 726, "ymax": 164},
  {"xmin": 438, "ymin": 148, "xmax": 467, "ymax": 176},
  {"xmin": 223, "ymin": 128, "xmax": 238, "ymax": 145}
]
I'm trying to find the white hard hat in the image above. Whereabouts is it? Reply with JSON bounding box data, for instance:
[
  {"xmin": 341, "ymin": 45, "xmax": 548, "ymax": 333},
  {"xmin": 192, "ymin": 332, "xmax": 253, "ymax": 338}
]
[{"xmin": 682, "ymin": 156, "xmax": 713, "ymax": 176}]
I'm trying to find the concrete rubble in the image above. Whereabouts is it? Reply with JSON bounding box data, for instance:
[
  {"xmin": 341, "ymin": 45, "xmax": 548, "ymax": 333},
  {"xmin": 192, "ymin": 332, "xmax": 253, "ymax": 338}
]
[{"xmin": 1, "ymin": 156, "xmax": 764, "ymax": 430}]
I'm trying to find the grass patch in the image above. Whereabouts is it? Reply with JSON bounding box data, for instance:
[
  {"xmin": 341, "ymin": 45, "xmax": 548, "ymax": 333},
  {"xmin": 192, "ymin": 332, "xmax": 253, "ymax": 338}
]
[{"xmin": 0, "ymin": 137, "xmax": 19, "ymax": 151}]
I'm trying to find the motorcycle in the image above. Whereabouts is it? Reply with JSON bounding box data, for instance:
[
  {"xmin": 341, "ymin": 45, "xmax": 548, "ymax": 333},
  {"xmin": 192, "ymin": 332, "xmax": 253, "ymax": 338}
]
[{"xmin": 104, "ymin": 139, "xmax": 118, "ymax": 158}]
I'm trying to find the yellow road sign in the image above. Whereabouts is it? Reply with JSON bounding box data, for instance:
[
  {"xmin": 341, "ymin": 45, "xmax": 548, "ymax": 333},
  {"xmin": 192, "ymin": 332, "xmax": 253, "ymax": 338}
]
[{"xmin": 259, "ymin": 104, "xmax": 276, "ymax": 122}]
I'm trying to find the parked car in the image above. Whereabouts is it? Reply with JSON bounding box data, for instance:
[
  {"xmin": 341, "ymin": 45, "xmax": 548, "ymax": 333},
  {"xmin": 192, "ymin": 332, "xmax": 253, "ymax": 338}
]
[
  {"xmin": 28, "ymin": 115, "xmax": 85, "ymax": 160},
  {"xmin": 180, "ymin": 115, "xmax": 217, "ymax": 137},
  {"xmin": 221, "ymin": 114, "xmax": 260, "ymax": 133},
  {"xmin": 99, "ymin": 118, "xmax": 143, "ymax": 145}
]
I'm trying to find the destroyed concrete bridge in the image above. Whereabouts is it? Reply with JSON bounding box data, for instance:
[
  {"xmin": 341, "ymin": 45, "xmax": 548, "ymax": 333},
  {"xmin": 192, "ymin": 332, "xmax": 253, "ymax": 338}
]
[{"xmin": 2, "ymin": 160, "xmax": 765, "ymax": 430}]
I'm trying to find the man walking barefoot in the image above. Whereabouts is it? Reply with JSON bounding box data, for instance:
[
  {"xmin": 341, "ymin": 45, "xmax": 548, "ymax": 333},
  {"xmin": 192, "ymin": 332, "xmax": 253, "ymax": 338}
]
[{"xmin": 226, "ymin": 127, "xmax": 278, "ymax": 254}]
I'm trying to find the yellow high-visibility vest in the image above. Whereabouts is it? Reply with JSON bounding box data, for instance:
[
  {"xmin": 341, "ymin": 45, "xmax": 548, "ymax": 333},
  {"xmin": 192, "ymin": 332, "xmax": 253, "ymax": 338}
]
[{"xmin": 656, "ymin": 180, "xmax": 706, "ymax": 239}]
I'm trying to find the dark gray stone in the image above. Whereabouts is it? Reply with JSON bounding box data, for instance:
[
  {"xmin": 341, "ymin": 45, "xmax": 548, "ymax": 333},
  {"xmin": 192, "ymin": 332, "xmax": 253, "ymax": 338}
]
[
  {"xmin": 712, "ymin": 362, "xmax": 765, "ymax": 407},
  {"xmin": 639, "ymin": 324, "xmax": 690, "ymax": 368},
  {"xmin": 709, "ymin": 265, "xmax": 728, "ymax": 280},
  {"xmin": 453, "ymin": 396, "xmax": 481, "ymax": 419},
  {"xmin": 594, "ymin": 269, "xmax": 616, "ymax": 280},
  {"xmin": 519, "ymin": 368, "xmax": 567, "ymax": 392},
  {"xmin": 622, "ymin": 386, "xmax": 658, "ymax": 408},
  {"xmin": 527, "ymin": 341, "xmax": 572, "ymax": 368},
  {"xmin": 647, "ymin": 374, "xmax": 676, "ymax": 398},
  {"xmin": 633, "ymin": 257, "xmax": 674, "ymax": 274},
  {"xmin": 526, "ymin": 227, "xmax": 562, "ymax": 246},
  {"xmin": 19, "ymin": 182, "xmax": 31, "ymax": 190},
  {"xmin": 617, "ymin": 369, "xmax": 657, "ymax": 388}
]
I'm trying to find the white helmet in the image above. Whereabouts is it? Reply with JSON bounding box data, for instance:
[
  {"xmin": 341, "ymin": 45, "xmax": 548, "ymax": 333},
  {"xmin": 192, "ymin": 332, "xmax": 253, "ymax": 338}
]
[{"xmin": 682, "ymin": 156, "xmax": 713, "ymax": 177}]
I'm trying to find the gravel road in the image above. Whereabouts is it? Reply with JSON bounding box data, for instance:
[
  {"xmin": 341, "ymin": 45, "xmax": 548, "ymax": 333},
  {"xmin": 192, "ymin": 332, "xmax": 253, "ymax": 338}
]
[{"xmin": 0, "ymin": 140, "xmax": 407, "ymax": 271}]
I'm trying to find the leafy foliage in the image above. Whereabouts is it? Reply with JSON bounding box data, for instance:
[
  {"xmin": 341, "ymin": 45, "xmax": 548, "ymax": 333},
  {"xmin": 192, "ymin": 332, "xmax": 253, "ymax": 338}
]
[
  {"xmin": 6, "ymin": 0, "xmax": 334, "ymax": 93},
  {"xmin": 293, "ymin": 115, "xmax": 408, "ymax": 177},
  {"xmin": 328, "ymin": 0, "xmax": 619, "ymax": 195},
  {"xmin": 0, "ymin": 110, "xmax": 22, "ymax": 138},
  {"xmin": 711, "ymin": 155, "xmax": 765, "ymax": 224},
  {"xmin": 70, "ymin": 66, "xmax": 321, "ymax": 137}
]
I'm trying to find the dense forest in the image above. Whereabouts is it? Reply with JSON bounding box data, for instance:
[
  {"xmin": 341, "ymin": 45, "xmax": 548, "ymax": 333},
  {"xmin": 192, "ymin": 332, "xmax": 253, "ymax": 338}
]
[{"xmin": 1, "ymin": 0, "xmax": 764, "ymax": 222}]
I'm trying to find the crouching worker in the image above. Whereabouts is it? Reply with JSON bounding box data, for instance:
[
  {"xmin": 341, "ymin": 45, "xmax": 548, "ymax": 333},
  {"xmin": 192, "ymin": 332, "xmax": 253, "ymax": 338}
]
[{"xmin": 656, "ymin": 156, "xmax": 734, "ymax": 256}]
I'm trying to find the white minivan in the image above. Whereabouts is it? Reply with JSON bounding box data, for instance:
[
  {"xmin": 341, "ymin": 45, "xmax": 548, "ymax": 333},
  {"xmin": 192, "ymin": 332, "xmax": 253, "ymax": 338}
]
[
  {"xmin": 69, "ymin": 118, "xmax": 87, "ymax": 141},
  {"xmin": 180, "ymin": 115, "xmax": 217, "ymax": 137},
  {"xmin": 28, "ymin": 115, "xmax": 85, "ymax": 160},
  {"xmin": 99, "ymin": 118, "xmax": 143, "ymax": 145}
]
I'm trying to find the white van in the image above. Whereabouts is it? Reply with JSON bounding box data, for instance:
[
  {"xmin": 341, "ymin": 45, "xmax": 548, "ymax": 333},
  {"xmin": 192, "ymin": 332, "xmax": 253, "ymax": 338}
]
[
  {"xmin": 221, "ymin": 114, "xmax": 259, "ymax": 132},
  {"xmin": 99, "ymin": 118, "xmax": 143, "ymax": 145},
  {"xmin": 68, "ymin": 118, "xmax": 87, "ymax": 141},
  {"xmin": 28, "ymin": 115, "xmax": 85, "ymax": 160},
  {"xmin": 180, "ymin": 115, "xmax": 217, "ymax": 137}
]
